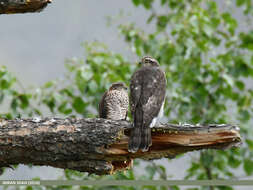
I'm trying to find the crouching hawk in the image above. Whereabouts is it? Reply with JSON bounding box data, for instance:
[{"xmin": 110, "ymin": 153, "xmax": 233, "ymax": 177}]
[
  {"xmin": 128, "ymin": 56, "xmax": 166, "ymax": 153},
  {"xmin": 99, "ymin": 82, "xmax": 129, "ymax": 120}
]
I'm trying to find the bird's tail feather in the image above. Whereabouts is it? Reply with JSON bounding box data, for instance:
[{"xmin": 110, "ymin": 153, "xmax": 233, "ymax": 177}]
[
  {"xmin": 128, "ymin": 103, "xmax": 143, "ymax": 153},
  {"xmin": 128, "ymin": 126, "xmax": 141, "ymax": 153},
  {"xmin": 139, "ymin": 127, "xmax": 152, "ymax": 152}
]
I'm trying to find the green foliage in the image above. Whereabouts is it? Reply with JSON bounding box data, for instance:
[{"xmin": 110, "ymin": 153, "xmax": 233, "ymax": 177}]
[
  {"xmin": 132, "ymin": 0, "xmax": 154, "ymax": 9},
  {"xmin": 0, "ymin": 66, "xmax": 36, "ymax": 119},
  {"xmin": 243, "ymin": 159, "xmax": 253, "ymax": 175},
  {"xmin": 236, "ymin": 0, "xmax": 253, "ymax": 14},
  {"xmin": 126, "ymin": 0, "xmax": 253, "ymax": 189},
  {"xmin": 1, "ymin": 0, "xmax": 253, "ymax": 190}
]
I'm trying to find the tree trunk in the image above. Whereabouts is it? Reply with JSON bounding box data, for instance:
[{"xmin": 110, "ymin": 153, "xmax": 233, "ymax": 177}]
[
  {"xmin": 0, "ymin": 118, "xmax": 241, "ymax": 175},
  {"xmin": 0, "ymin": 0, "xmax": 51, "ymax": 14}
]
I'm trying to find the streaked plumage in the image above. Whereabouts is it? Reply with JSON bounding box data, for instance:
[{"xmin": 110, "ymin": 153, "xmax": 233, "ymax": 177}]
[
  {"xmin": 128, "ymin": 56, "xmax": 166, "ymax": 153},
  {"xmin": 99, "ymin": 82, "xmax": 129, "ymax": 120}
]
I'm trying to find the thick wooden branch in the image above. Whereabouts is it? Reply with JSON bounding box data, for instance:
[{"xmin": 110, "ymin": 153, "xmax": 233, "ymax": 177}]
[
  {"xmin": 0, "ymin": 118, "xmax": 241, "ymax": 175},
  {"xmin": 0, "ymin": 0, "xmax": 52, "ymax": 14}
]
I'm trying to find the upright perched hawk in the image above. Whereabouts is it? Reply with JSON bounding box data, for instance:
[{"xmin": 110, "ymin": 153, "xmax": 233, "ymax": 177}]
[
  {"xmin": 99, "ymin": 82, "xmax": 129, "ymax": 120},
  {"xmin": 128, "ymin": 56, "xmax": 166, "ymax": 153}
]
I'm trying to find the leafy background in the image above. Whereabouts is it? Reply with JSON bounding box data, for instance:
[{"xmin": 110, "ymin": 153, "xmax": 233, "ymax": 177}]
[{"xmin": 0, "ymin": 0, "xmax": 253, "ymax": 190}]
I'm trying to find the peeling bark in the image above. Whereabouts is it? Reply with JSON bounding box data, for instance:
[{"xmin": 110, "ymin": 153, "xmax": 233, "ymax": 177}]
[
  {"xmin": 0, "ymin": 118, "xmax": 241, "ymax": 175},
  {"xmin": 0, "ymin": 0, "xmax": 52, "ymax": 14}
]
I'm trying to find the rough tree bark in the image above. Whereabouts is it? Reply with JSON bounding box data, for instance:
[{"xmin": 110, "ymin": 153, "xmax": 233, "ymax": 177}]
[
  {"xmin": 0, "ymin": 118, "xmax": 241, "ymax": 175},
  {"xmin": 0, "ymin": 0, "xmax": 52, "ymax": 14}
]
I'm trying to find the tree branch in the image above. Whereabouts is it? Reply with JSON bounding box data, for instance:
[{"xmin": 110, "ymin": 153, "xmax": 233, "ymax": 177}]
[
  {"xmin": 0, "ymin": 0, "xmax": 52, "ymax": 14},
  {"xmin": 0, "ymin": 118, "xmax": 241, "ymax": 175}
]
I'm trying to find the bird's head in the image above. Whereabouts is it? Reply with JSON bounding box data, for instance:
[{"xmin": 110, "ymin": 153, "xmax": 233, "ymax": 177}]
[
  {"xmin": 109, "ymin": 82, "xmax": 128, "ymax": 91},
  {"xmin": 139, "ymin": 56, "xmax": 159, "ymax": 67}
]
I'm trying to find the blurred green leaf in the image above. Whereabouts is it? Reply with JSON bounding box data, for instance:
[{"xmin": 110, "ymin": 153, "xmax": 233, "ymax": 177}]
[
  {"xmin": 18, "ymin": 94, "xmax": 30, "ymax": 109},
  {"xmin": 244, "ymin": 159, "xmax": 253, "ymax": 175},
  {"xmin": 72, "ymin": 96, "xmax": 86, "ymax": 114},
  {"xmin": 132, "ymin": 0, "xmax": 141, "ymax": 6},
  {"xmin": 246, "ymin": 139, "xmax": 253, "ymax": 150}
]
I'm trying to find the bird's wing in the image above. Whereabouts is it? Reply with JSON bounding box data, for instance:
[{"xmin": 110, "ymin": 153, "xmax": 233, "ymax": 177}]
[
  {"xmin": 130, "ymin": 71, "xmax": 142, "ymax": 119},
  {"xmin": 139, "ymin": 67, "xmax": 166, "ymax": 127},
  {"xmin": 98, "ymin": 91, "xmax": 108, "ymax": 118},
  {"xmin": 128, "ymin": 70, "xmax": 143, "ymax": 152}
]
